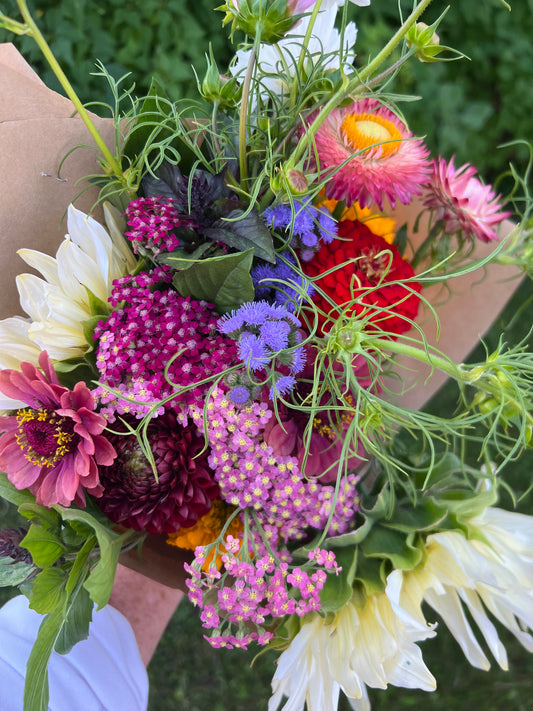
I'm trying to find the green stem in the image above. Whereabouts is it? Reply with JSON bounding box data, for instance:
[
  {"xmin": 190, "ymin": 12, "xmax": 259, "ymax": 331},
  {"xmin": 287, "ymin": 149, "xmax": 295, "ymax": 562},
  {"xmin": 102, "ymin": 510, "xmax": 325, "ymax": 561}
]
[
  {"xmin": 367, "ymin": 335, "xmax": 533, "ymax": 429},
  {"xmin": 288, "ymin": 0, "xmax": 435, "ymax": 168},
  {"xmin": 367, "ymin": 335, "xmax": 466, "ymax": 382},
  {"xmin": 289, "ymin": 0, "xmax": 324, "ymax": 108},
  {"xmin": 16, "ymin": 0, "xmax": 124, "ymax": 181},
  {"xmin": 238, "ymin": 38, "xmax": 259, "ymax": 185}
]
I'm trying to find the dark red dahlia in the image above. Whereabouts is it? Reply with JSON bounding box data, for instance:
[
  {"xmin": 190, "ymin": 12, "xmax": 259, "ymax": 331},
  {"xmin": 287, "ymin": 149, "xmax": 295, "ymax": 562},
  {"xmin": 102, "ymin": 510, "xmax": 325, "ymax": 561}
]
[
  {"xmin": 303, "ymin": 219, "xmax": 421, "ymax": 336},
  {"xmin": 96, "ymin": 412, "xmax": 219, "ymax": 534}
]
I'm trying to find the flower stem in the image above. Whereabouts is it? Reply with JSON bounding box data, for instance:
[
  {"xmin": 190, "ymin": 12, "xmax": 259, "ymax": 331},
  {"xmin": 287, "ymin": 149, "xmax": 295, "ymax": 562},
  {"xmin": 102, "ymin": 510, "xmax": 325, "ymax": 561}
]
[
  {"xmin": 238, "ymin": 36, "xmax": 259, "ymax": 186},
  {"xmin": 15, "ymin": 0, "xmax": 124, "ymax": 182}
]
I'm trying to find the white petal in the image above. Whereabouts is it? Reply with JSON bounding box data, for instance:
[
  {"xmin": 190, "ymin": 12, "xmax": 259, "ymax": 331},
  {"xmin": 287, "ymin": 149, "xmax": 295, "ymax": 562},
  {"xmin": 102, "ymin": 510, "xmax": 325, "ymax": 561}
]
[{"xmin": 16, "ymin": 248, "xmax": 59, "ymax": 285}]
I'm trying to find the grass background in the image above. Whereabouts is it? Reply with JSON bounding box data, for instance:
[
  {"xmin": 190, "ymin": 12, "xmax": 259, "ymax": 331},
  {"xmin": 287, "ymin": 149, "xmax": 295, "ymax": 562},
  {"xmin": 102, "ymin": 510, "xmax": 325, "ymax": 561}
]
[{"xmin": 1, "ymin": 0, "xmax": 533, "ymax": 709}]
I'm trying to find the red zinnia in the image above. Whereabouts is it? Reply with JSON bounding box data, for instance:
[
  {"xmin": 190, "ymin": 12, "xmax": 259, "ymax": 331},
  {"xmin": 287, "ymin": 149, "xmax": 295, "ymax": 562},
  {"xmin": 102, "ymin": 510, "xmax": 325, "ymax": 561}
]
[
  {"xmin": 303, "ymin": 219, "xmax": 421, "ymax": 336},
  {"xmin": 0, "ymin": 351, "xmax": 116, "ymax": 507}
]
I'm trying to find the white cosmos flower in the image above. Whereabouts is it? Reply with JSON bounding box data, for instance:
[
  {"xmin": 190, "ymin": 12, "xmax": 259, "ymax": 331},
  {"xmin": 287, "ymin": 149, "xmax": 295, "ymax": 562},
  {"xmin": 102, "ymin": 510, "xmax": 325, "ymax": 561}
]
[
  {"xmin": 391, "ymin": 506, "xmax": 533, "ymax": 672},
  {"xmin": 232, "ymin": 5, "xmax": 358, "ymax": 103},
  {"xmin": 15, "ymin": 204, "xmax": 136, "ymax": 361},
  {"xmin": 269, "ymin": 580, "xmax": 436, "ymax": 711}
]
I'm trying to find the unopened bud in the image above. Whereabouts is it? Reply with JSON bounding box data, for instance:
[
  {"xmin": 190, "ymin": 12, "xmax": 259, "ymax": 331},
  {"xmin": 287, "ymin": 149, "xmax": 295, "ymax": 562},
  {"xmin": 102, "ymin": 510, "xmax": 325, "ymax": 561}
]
[{"xmin": 406, "ymin": 22, "xmax": 443, "ymax": 63}]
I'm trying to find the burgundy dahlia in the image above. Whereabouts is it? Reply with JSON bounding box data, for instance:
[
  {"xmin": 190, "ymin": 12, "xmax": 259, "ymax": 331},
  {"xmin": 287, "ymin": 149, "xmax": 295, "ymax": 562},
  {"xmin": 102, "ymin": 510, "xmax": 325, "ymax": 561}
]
[
  {"xmin": 96, "ymin": 412, "xmax": 219, "ymax": 534},
  {"xmin": 0, "ymin": 351, "xmax": 116, "ymax": 507}
]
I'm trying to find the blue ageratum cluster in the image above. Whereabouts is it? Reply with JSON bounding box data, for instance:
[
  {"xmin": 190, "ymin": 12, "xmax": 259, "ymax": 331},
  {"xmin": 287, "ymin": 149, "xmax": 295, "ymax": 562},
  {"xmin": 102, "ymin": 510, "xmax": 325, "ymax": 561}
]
[
  {"xmin": 263, "ymin": 198, "xmax": 337, "ymax": 261},
  {"xmin": 218, "ymin": 301, "xmax": 306, "ymax": 402},
  {"xmin": 251, "ymin": 252, "xmax": 314, "ymax": 313}
]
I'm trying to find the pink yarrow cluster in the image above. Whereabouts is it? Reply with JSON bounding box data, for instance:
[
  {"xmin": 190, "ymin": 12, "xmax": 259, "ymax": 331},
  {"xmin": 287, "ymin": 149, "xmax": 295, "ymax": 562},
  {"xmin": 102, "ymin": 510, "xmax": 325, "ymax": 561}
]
[
  {"xmin": 189, "ymin": 388, "xmax": 360, "ymax": 549},
  {"xmin": 124, "ymin": 196, "xmax": 191, "ymax": 255},
  {"xmin": 186, "ymin": 538, "xmax": 341, "ymax": 650},
  {"xmin": 94, "ymin": 268, "xmax": 237, "ymax": 420}
]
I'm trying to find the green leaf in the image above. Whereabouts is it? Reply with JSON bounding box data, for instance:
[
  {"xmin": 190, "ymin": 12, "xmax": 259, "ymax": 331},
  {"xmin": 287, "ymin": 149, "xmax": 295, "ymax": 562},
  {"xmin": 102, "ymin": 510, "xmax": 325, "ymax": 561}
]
[
  {"xmin": 20, "ymin": 525, "xmax": 65, "ymax": 568},
  {"xmin": 121, "ymin": 78, "xmax": 198, "ymax": 173},
  {"xmin": 381, "ymin": 498, "xmax": 449, "ymax": 534},
  {"xmin": 18, "ymin": 503, "xmax": 61, "ymax": 531},
  {"xmin": 157, "ymin": 242, "xmax": 212, "ymax": 269},
  {"xmin": 0, "ymin": 473, "xmax": 35, "ymax": 508},
  {"xmin": 24, "ymin": 608, "xmax": 62, "ymax": 711},
  {"xmin": 23, "ymin": 582, "xmax": 94, "ymax": 711},
  {"xmin": 0, "ymin": 559, "xmax": 35, "ymax": 586},
  {"xmin": 172, "ymin": 249, "xmax": 255, "ymax": 314},
  {"xmin": 319, "ymin": 546, "xmax": 357, "ymax": 613},
  {"xmin": 323, "ymin": 513, "xmax": 374, "ymax": 548},
  {"xmin": 54, "ymin": 506, "xmax": 133, "ymax": 608},
  {"xmin": 54, "ymin": 586, "xmax": 93, "ymax": 655},
  {"xmin": 361, "ymin": 527, "xmax": 423, "ymax": 571},
  {"xmin": 29, "ymin": 568, "xmax": 68, "ymax": 614},
  {"xmin": 66, "ymin": 536, "xmax": 96, "ymax": 597},
  {"xmin": 354, "ymin": 555, "xmax": 386, "ymax": 596}
]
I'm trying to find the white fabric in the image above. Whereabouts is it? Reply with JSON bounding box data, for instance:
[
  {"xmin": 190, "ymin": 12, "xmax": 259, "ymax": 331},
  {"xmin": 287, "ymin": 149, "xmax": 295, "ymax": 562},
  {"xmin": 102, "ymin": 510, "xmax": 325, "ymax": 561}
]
[{"xmin": 0, "ymin": 595, "xmax": 148, "ymax": 711}]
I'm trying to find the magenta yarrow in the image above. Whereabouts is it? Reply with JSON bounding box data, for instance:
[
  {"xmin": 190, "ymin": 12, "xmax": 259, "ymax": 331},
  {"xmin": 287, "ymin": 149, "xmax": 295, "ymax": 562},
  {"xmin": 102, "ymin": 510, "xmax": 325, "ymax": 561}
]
[
  {"xmin": 94, "ymin": 268, "xmax": 237, "ymax": 420},
  {"xmin": 125, "ymin": 197, "xmax": 192, "ymax": 256},
  {"xmin": 423, "ymin": 156, "xmax": 512, "ymax": 242},
  {"xmin": 185, "ymin": 541, "xmax": 341, "ymax": 650},
  {"xmin": 0, "ymin": 351, "xmax": 116, "ymax": 507}
]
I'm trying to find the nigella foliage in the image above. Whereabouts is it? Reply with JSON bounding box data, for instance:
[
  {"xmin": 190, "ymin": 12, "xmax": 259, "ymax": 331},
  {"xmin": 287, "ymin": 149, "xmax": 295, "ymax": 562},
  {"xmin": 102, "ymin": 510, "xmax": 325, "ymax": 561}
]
[{"xmin": 142, "ymin": 161, "xmax": 276, "ymax": 262}]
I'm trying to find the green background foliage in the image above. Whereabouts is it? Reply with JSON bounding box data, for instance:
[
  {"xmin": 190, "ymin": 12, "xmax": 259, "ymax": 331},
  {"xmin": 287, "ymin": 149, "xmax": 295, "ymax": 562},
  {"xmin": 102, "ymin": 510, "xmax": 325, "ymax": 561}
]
[{"xmin": 1, "ymin": 0, "xmax": 533, "ymax": 709}]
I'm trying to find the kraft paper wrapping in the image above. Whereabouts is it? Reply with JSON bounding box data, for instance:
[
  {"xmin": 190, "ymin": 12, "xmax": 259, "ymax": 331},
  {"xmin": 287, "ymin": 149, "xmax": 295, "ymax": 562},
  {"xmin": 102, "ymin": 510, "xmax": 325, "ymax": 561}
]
[
  {"xmin": 0, "ymin": 44, "xmax": 523, "ymax": 588},
  {"xmin": 0, "ymin": 43, "xmax": 114, "ymax": 318}
]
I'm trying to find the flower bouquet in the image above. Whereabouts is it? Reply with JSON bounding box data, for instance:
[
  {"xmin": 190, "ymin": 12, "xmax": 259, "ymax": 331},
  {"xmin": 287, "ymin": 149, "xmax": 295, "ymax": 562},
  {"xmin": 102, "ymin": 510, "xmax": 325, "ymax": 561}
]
[{"xmin": 0, "ymin": 1, "xmax": 532, "ymax": 710}]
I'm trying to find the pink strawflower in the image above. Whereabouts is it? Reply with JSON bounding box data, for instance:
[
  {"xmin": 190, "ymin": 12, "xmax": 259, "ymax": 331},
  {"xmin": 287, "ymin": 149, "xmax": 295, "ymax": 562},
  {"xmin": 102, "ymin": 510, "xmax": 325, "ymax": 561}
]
[
  {"xmin": 423, "ymin": 156, "xmax": 512, "ymax": 242},
  {"xmin": 0, "ymin": 351, "xmax": 116, "ymax": 507},
  {"xmin": 309, "ymin": 98, "xmax": 431, "ymax": 209}
]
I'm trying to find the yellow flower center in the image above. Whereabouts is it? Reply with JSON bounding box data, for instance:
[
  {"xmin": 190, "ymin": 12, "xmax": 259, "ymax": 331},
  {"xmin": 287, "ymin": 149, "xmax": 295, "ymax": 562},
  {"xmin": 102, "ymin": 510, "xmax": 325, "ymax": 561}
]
[{"xmin": 341, "ymin": 113, "xmax": 402, "ymax": 158}]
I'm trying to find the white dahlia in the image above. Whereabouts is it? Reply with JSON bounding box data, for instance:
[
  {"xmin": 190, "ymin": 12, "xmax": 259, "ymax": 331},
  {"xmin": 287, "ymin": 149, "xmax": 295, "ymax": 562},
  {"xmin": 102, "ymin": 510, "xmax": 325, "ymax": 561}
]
[
  {"xmin": 15, "ymin": 204, "xmax": 136, "ymax": 361},
  {"xmin": 269, "ymin": 579, "xmax": 436, "ymax": 711},
  {"xmin": 392, "ymin": 506, "xmax": 533, "ymax": 672}
]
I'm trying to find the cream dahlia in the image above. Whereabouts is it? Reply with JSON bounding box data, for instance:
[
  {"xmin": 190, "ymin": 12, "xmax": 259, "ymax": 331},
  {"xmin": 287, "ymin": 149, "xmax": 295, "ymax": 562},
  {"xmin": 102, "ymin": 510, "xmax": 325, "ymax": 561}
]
[
  {"xmin": 15, "ymin": 204, "xmax": 137, "ymax": 361},
  {"xmin": 310, "ymin": 98, "xmax": 431, "ymax": 209},
  {"xmin": 423, "ymin": 156, "xmax": 512, "ymax": 242},
  {"xmin": 269, "ymin": 579, "xmax": 436, "ymax": 711},
  {"xmin": 0, "ymin": 351, "xmax": 116, "ymax": 507},
  {"xmin": 391, "ymin": 506, "xmax": 533, "ymax": 671}
]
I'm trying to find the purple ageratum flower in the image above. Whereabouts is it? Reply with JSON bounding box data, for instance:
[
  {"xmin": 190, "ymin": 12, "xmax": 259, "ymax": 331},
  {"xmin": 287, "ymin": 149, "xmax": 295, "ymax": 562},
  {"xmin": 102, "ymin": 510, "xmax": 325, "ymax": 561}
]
[
  {"xmin": 263, "ymin": 199, "xmax": 338, "ymax": 260},
  {"xmin": 238, "ymin": 333, "xmax": 269, "ymax": 371},
  {"xmin": 252, "ymin": 253, "xmax": 314, "ymax": 313},
  {"xmin": 217, "ymin": 301, "xmax": 306, "ymax": 399},
  {"xmin": 219, "ymin": 301, "xmax": 301, "ymax": 336}
]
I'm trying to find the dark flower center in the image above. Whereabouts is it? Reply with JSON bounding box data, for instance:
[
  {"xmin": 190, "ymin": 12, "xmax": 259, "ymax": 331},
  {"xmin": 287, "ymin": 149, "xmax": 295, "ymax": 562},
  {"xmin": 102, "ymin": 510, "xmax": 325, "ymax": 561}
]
[{"xmin": 15, "ymin": 408, "xmax": 75, "ymax": 468}]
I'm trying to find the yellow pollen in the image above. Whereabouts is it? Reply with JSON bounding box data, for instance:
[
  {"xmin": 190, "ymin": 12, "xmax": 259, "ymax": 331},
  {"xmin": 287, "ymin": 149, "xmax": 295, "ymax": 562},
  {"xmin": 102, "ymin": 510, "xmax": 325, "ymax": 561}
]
[{"xmin": 341, "ymin": 112, "xmax": 402, "ymax": 158}]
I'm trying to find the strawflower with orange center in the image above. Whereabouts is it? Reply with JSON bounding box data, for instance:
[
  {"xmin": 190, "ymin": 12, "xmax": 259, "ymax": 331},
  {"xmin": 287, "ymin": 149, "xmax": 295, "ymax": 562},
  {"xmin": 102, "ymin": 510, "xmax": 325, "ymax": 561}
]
[{"xmin": 308, "ymin": 98, "xmax": 431, "ymax": 210}]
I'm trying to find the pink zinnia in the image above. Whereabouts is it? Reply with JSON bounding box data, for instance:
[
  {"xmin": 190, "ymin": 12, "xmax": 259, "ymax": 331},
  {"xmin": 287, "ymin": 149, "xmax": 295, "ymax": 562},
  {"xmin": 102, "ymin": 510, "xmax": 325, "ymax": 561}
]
[
  {"xmin": 423, "ymin": 156, "xmax": 512, "ymax": 242},
  {"xmin": 0, "ymin": 351, "xmax": 116, "ymax": 507},
  {"xmin": 309, "ymin": 98, "xmax": 431, "ymax": 210}
]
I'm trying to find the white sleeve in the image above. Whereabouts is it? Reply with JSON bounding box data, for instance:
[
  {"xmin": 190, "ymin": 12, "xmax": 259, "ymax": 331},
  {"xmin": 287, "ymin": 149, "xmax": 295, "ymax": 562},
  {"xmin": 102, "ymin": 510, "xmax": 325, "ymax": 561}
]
[{"xmin": 0, "ymin": 595, "xmax": 149, "ymax": 711}]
